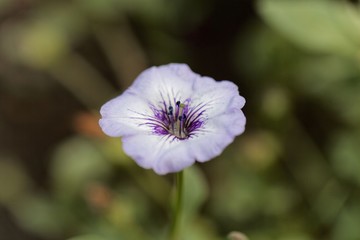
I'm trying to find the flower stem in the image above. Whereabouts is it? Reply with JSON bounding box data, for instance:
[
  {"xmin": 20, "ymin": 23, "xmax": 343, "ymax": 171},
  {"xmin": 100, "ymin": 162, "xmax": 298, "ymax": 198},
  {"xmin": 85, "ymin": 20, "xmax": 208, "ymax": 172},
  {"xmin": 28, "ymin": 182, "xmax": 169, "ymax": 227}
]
[{"xmin": 169, "ymin": 170, "xmax": 184, "ymax": 240}]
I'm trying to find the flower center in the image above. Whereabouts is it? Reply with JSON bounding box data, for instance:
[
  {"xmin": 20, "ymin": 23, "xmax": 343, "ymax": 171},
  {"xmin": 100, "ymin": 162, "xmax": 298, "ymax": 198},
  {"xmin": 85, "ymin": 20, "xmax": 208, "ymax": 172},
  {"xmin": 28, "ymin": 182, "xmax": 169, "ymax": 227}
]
[
  {"xmin": 167, "ymin": 101, "xmax": 188, "ymax": 139},
  {"xmin": 148, "ymin": 98, "xmax": 206, "ymax": 140}
]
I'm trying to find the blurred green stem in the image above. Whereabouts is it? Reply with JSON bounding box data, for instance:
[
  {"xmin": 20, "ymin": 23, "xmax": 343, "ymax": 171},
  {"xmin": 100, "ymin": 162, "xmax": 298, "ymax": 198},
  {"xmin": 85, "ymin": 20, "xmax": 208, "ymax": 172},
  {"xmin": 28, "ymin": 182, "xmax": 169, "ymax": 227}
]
[{"xmin": 169, "ymin": 170, "xmax": 184, "ymax": 240}]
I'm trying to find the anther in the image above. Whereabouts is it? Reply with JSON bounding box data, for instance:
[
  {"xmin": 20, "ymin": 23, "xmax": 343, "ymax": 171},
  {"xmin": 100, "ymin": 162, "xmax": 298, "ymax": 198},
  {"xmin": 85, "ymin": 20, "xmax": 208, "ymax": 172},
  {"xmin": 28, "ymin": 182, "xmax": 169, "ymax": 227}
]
[
  {"xmin": 166, "ymin": 100, "xmax": 189, "ymax": 139},
  {"xmin": 168, "ymin": 106, "xmax": 173, "ymax": 115},
  {"xmin": 179, "ymin": 114, "xmax": 186, "ymax": 121}
]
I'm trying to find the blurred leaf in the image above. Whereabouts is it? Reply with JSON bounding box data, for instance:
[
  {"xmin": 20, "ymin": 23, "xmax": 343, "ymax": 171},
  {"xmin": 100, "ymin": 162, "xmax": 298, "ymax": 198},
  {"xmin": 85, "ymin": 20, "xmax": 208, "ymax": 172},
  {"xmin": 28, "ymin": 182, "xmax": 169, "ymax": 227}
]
[
  {"xmin": 277, "ymin": 233, "xmax": 311, "ymax": 240},
  {"xmin": 1, "ymin": 22, "xmax": 68, "ymax": 68},
  {"xmin": 0, "ymin": 3, "xmax": 86, "ymax": 68},
  {"xmin": 115, "ymin": 0, "xmax": 168, "ymax": 23},
  {"xmin": 75, "ymin": 0, "xmax": 120, "ymax": 20},
  {"xmin": 103, "ymin": 194, "xmax": 150, "ymax": 240},
  {"xmin": 99, "ymin": 138, "xmax": 131, "ymax": 166},
  {"xmin": 182, "ymin": 217, "xmax": 220, "ymax": 240},
  {"xmin": 210, "ymin": 171, "xmax": 265, "ymax": 223},
  {"xmin": 333, "ymin": 79, "xmax": 360, "ymax": 124},
  {"xmin": 258, "ymin": 0, "xmax": 360, "ymax": 56},
  {"xmin": 68, "ymin": 235, "xmax": 107, "ymax": 240},
  {"xmin": 105, "ymin": 190, "xmax": 147, "ymax": 228},
  {"xmin": 0, "ymin": 0, "xmax": 12, "ymax": 14},
  {"xmin": 49, "ymin": 54, "xmax": 116, "ymax": 109},
  {"xmin": 0, "ymin": 157, "xmax": 30, "ymax": 205},
  {"xmin": 93, "ymin": 24, "xmax": 148, "ymax": 88},
  {"xmin": 11, "ymin": 195, "xmax": 67, "ymax": 238},
  {"xmin": 261, "ymin": 87, "xmax": 291, "ymax": 120},
  {"xmin": 263, "ymin": 185, "xmax": 299, "ymax": 217},
  {"xmin": 332, "ymin": 205, "xmax": 360, "ymax": 240},
  {"xmin": 146, "ymin": 29, "xmax": 188, "ymax": 64},
  {"xmin": 234, "ymin": 24, "xmax": 297, "ymax": 79},
  {"xmin": 51, "ymin": 136, "xmax": 112, "ymax": 199},
  {"xmin": 238, "ymin": 131, "xmax": 282, "ymax": 171},
  {"xmin": 330, "ymin": 131, "xmax": 360, "ymax": 186},
  {"xmin": 313, "ymin": 179, "xmax": 348, "ymax": 223},
  {"xmin": 293, "ymin": 55, "xmax": 360, "ymax": 124},
  {"xmin": 165, "ymin": 0, "xmax": 213, "ymax": 32},
  {"xmin": 295, "ymin": 56, "xmax": 356, "ymax": 94},
  {"xmin": 182, "ymin": 166, "xmax": 209, "ymax": 218}
]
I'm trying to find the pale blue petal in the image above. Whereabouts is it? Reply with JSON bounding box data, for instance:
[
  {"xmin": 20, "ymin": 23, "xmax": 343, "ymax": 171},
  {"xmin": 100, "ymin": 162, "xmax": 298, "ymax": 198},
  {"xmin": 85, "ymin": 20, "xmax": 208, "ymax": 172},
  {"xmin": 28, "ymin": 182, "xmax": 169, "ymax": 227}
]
[
  {"xmin": 122, "ymin": 134, "xmax": 164, "ymax": 169},
  {"xmin": 190, "ymin": 110, "xmax": 246, "ymax": 163},
  {"xmin": 99, "ymin": 63, "xmax": 246, "ymax": 174},
  {"xmin": 122, "ymin": 133, "xmax": 195, "ymax": 174},
  {"xmin": 152, "ymin": 139, "xmax": 196, "ymax": 174},
  {"xmin": 99, "ymin": 91, "xmax": 151, "ymax": 137},
  {"xmin": 129, "ymin": 64, "xmax": 195, "ymax": 104},
  {"xmin": 191, "ymin": 79, "xmax": 246, "ymax": 119}
]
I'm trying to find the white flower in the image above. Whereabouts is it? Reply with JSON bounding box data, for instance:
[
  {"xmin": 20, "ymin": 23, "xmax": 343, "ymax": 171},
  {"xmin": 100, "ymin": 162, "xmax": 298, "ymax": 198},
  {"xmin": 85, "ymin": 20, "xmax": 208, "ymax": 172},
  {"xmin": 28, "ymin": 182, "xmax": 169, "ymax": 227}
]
[{"xmin": 99, "ymin": 63, "xmax": 246, "ymax": 175}]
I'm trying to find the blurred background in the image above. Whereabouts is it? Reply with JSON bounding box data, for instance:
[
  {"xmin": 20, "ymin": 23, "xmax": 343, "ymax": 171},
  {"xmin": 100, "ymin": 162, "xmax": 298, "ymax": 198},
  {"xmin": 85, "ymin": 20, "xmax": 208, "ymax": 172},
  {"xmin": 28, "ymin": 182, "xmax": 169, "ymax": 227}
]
[{"xmin": 1, "ymin": 0, "xmax": 360, "ymax": 239}]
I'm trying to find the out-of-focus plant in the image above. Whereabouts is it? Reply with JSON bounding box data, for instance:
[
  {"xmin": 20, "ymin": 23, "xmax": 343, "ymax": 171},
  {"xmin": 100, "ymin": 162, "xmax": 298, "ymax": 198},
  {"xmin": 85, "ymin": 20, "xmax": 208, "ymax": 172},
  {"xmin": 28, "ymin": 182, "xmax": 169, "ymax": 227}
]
[{"xmin": 2, "ymin": 0, "xmax": 360, "ymax": 240}]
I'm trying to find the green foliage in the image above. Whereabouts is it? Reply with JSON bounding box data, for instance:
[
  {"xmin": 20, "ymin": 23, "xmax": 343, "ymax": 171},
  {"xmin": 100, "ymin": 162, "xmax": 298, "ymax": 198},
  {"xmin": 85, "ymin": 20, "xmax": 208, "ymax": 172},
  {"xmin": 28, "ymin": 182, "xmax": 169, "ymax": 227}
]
[
  {"xmin": 11, "ymin": 195, "xmax": 68, "ymax": 238},
  {"xmin": 51, "ymin": 137, "xmax": 112, "ymax": 199},
  {"xmin": 331, "ymin": 131, "xmax": 360, "ymax": 186},
  {"xmin": 332, "ymin": 204, "xmax": 360, "ymax": 240},
  {"xmin": 258, "ymin": 0, "xmax": 360, "ymax": 56},
  {"xmin": 68, "ymin": 235, "xmax": 107, "ymax": 240},
  {"xmin": 1, "ymin": 0, "xmax": 360, "ymax": 239}
]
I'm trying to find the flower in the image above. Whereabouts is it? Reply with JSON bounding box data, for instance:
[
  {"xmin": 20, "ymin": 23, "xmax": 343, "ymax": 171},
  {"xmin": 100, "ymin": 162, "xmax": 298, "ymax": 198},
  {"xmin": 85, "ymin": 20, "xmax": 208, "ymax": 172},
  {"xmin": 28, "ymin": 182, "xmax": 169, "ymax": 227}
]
[{"xmin": 99, "ymin": 63, "xmax": 246, "ymax": 175}]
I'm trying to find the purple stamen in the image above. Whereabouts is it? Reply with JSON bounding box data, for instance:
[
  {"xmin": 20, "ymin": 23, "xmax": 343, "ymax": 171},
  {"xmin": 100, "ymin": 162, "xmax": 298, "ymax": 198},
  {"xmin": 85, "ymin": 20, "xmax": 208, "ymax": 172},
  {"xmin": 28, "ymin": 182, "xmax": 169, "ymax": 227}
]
[{"xmin": 147, "ymin": 99, "xmax": 205, "ymax": 140}]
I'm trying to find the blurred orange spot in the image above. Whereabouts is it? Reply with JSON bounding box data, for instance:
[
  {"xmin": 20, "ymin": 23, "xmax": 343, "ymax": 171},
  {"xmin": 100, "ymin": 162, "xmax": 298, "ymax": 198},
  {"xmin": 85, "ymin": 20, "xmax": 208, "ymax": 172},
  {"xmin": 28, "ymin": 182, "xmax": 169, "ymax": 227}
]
[
  {"xmin": 72, "ymin": 111, "xmax": 106, "ymax": 138},
  {"xmin": 84, "ymin": 182, "xmax": 112, "ymax": 211}
]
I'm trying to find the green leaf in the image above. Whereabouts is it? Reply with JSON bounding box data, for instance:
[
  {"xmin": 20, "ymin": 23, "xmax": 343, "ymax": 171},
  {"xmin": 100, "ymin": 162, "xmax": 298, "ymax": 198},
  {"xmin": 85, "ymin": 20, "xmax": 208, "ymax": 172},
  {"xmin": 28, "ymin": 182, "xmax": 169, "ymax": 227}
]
[
  {"xmin": 74, "ymin": 0, "xmax": 120, "ymax": 20},
  {"xmin": 0, "ymin": 0, "xmax": 12, "ymax": 15},
  {"xmin": 330, "ymin": 131, "xmax": 360, "ymax": 186},
  {"xmin": 258, "ymin": 0, "xmax": 360, "ymax": 55},
  {"xmin": 1, "ymin": 3, "xmax": 86, "ymax": 69},
  {"xmin": 51, "ymin": 137, "xmax": 111, "ymax": 199},
  {"xmin": 10, "ymin": 195, "xmax": 67, "ymax": 238},
  {"xmin": 68, "ymin": 235, "xmax": 107, "ymax": 240},
  {"xmin": 332, "ymin": 205, "xmax": 360, "ymax": 240},
  {"xmin": 182, "ymin": 166, "xmax": 209, "ymax": 218}
]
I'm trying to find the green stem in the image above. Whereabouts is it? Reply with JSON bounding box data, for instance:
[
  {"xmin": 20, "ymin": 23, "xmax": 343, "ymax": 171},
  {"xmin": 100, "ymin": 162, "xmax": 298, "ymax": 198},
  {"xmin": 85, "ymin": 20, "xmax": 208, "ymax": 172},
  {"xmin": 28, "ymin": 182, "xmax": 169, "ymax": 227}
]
[{"xmin": 169, "ymin": 170, "xmax": 184, "ymax": 240}]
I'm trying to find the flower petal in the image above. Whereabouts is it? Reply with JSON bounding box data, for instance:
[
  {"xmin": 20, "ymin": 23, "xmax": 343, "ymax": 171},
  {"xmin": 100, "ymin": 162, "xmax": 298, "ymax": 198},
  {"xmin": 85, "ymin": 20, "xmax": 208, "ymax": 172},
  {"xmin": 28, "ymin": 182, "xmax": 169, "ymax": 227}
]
[
  {"xmin": 190, "ymin": 110, "xmax": 246, "ymax": 163},
  {"xmin": 99, "ymin": 91, "xmax": 152, "ymax": 137},
  {"xmin": 129, "ymin": 64, "xmax": 196, "ymax": 104},
  {"xmin": 122, "ymin": 133, "xmax": 195, "ymax": 174},
  {"xmin": 121, "ymin": 134, "xmax": 164, "ymax": 169},
  {"xmin": 191, "ymin": 79, "xmax": 246, "ymax": 119},
  {"xmin": 153, "ymin": 141, "xmax": 195, "ymax": 175}
]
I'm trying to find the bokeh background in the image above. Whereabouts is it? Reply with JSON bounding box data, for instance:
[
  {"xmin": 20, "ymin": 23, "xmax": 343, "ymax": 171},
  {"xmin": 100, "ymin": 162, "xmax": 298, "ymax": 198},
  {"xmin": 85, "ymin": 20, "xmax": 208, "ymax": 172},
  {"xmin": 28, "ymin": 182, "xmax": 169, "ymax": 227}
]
[{"xmin": 1, "ymin": 0, "xmax": 360, "ymax": 239}]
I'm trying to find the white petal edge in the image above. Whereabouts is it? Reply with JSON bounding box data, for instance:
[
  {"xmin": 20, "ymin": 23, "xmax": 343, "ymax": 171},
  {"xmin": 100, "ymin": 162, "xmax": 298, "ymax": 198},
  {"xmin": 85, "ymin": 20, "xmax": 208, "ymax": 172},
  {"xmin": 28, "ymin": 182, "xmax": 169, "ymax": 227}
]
[
  {"xmin": 99, "ymin": 91, "xmax": 152, "ymax": 137},
  {"xmin": 128, "ymin": 64, "xmax": 196, "ymax": 104},
  {"xmin": 191, "ymin": 80, "xmax": 245, "ymax": 119}
]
